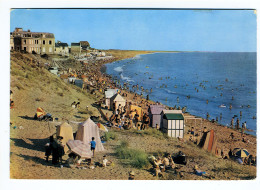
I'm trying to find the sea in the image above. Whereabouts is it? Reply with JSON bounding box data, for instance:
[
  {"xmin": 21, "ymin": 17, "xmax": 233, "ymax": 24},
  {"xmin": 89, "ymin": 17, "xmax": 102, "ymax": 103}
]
[{"xmin": 105, "ymin": 52, "xmax": 257, "ymax": 136}]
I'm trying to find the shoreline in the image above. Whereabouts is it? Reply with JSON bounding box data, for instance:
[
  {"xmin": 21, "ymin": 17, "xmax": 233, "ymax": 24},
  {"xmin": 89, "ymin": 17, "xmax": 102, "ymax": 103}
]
[
  {"xmin": 103, "ymin": 52, "xmax": 256, "ymax": 135},
  {"xmin": 91, "ymin": 50, "xmax": 256, "ymax": 156}
]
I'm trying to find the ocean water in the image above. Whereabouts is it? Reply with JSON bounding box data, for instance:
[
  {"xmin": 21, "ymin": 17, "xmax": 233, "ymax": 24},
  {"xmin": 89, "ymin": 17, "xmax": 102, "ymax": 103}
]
[{"xmin": 105, "ymin": 52, "xmax": 257, "ymax": 135}]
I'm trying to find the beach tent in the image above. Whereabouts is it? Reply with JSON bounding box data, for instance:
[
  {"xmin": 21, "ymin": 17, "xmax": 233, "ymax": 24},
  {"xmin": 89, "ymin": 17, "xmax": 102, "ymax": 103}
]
[
  {"xmin": 75, "ymin": 118, "xmax": 104, "ymax": 152},
  {"xmin": 97, "ymin": 123, "xmax": 108, "ymax": 132},
  {"xmin": 56, "ymin": 122, "xmax": 74, "ymax": 153},
  {"xmin": 161, "ymin": 110, "xmax": 185, "ymax": 138},
  {"xmin": 104, "ymin": 89, "xmax": 118, "ymax": 109},
  {"xmin": 110, "ymin": 93, "xmax": 126, "ymax": 111},
  {"xmin": 36, "ymin": 107, "xmax": 46, "ymax": 118},
  {"xmin": 129, "ymin": 105, "xmax": 143, "ymax": 121},
  {"xmin": 198, "ymin": 129, "xmax": 218, "ymax": 154},
  {"xmin": 203, "ymin": 129, "xmax": 217, "ymax": 153},
  {"xmin": 148, "ymin": 105, "xmax": 165, "ymax": 128}
]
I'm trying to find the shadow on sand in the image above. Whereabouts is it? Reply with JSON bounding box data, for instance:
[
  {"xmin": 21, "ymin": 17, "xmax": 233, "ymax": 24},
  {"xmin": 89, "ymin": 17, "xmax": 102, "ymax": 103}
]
[
  {"xmin": 16, "ymin": 154, "xmax": 55, "ymax": 167},
  {"xmin": 19, "ymin": 115, "xmax": 35, "ymax": 121},
  {"xmin": 11, "ymin": 137, "xmax": 50, "ymax": 152}
]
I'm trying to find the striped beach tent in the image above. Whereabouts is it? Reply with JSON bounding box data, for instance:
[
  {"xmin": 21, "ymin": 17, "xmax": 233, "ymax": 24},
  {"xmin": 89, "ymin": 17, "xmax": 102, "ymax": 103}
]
[
  {"xmin": 67, "ymin": 140, "xmax": 92, "ymax": 158},
  {"xmin": 75, "ymin": 118, "xmax": 105, "ymax": 152}
]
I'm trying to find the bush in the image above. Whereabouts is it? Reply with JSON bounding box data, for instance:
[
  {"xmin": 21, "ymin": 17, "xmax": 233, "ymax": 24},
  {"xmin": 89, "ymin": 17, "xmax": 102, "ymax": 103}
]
[
  {"xmin": 115, "ymin": 141, "xmax": 150, "ymax": 168},
  {"xmin": 104, "ymin": 131, "xmax": 118, "ymax": 141}
]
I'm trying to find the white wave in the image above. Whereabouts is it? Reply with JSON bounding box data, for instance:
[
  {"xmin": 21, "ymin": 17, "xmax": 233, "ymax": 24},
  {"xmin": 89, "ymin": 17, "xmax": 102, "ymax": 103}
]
[
  {"xmin": 164, "ymin": 89, "xmax": 176, "ymax": 94},
  {"xmin": 120, "ymin": 73, "xmax": 134, "ymax": 82},
  {"xmin": 114, "ymin": 66, "xmax": 123, "ymax": 72},
  {"xmin": 133, "ymin": 54, "xmax": 141, "ymax": 59}
]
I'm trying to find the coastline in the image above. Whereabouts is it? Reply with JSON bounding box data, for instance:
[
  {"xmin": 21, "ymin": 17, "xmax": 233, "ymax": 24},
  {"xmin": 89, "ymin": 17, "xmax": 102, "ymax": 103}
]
[
  {"xmin": 97, "ymin": 50, "xmax": 256, "ymax": 156},
  {"xmin": 9, "ymin": 51, "xmax": 256, "ymax": 180}
]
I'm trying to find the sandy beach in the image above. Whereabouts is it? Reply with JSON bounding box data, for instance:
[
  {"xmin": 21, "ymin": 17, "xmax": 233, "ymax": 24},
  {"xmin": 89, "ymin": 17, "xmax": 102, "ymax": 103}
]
[{"xmin": 9, "ymin": 50, "xmax": 256, "ymax": 180}]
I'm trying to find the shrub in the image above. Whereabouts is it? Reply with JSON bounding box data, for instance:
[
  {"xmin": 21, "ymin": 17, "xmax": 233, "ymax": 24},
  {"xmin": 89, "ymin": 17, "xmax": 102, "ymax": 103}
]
[
  {"xmin": 115, "ymin": 141, "xmax": 150, "ymax": 168},
  {"xmin": 104, "ymin": 131, "xmax": 118, "ymax": 141}
]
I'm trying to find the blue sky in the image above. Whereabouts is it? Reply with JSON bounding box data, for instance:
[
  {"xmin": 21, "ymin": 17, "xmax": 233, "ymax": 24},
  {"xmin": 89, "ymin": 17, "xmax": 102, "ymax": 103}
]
[{"xmin": 10, "ymin": 9, "xmax": 256, "ymax": 52}]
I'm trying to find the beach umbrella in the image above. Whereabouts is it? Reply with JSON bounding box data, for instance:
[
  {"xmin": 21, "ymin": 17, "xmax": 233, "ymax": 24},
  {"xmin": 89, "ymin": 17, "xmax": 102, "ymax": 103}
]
[
  {"xmin": 66, "ymin": 140, "xmax": 92, "ymax": 158},
  {"xmin": 97, "ymin": 123, "xmax": 108, "ymax": 132},
  {"xmin": 233, "ymin": 148, "xmax": 250, "ymax": 158}
]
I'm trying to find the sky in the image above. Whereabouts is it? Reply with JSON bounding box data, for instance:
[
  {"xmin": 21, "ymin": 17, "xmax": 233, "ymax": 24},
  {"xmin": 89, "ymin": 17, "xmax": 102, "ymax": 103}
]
[{"xmin": 10, "ymin": 9, "xmax": 257, "ymax": 52}]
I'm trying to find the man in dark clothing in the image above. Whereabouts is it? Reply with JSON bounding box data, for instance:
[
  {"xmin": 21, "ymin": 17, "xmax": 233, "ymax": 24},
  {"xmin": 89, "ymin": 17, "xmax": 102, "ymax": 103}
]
[
  {"xmin": 52, "ymin": 136, "xmax": 64, "ymax": 165},
  {"xmin": 45, "ymin": 136, "xmax": 54, "ymax": 162}
]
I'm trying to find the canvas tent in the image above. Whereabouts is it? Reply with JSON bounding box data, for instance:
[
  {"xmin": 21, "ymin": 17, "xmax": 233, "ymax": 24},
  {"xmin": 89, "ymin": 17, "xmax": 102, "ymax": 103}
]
[
  {"xmin": 104, "ymin": 89, "xmax": 118, "ymax": 109},
  {"xmin": 110, "ymin": 93, "xmax": 126, "ymax": 111},
  {"xmin": 148, "ymin": 105, "xmax": 165, "ymax": 128},
  {"xmin": 161, "ymin": 110, "xmax": 185, "ymax": 138},
  {"xmin": 56, "ymin": 122, "xmax": 74, "ymax": 153},
  {"xmin": 198, "ymin": 129, "xmax": 218, "ymax": 154},
  {"xmin": 75, "ymin": 118, "xmax": 104, "ymax": 152},
  {"xmin": 36, "ymin": 107, "xmax": 46, "ymax": 118}
]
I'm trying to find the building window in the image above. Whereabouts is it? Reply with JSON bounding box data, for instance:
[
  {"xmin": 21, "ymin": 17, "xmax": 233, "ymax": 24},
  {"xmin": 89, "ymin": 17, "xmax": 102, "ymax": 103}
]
[
  {"xmin": 42, "ymin": 47, "xmax": 45, "ymax": 53},
  {"xmin": 49, "ymin": 40, "xmax": 52, "ymax": 45},
  {"xmin": 24, "ymin": 39, "xmax": 26, "ymax": 44},
  {"xmin": 49, "ymin": 47, "xmax": 52, "ymax": 53},
  {"xmin": 43, "ymin": 40, "xmax": 45, "ymax": 45},
  {"xmin": 37, "ymin": 40, "xmax": 39, "ymax": 44}
]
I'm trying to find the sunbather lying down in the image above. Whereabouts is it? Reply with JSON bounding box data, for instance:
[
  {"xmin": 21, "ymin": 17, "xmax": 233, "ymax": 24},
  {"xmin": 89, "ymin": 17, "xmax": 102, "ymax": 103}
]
[{"xmin": 193, "ymin": 165, "xmax": 206, "ymax": 176}]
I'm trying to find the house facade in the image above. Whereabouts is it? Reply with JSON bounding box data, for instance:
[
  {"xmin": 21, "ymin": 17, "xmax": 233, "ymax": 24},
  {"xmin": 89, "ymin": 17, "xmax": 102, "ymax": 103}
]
[
  {"xmin": 80, "ymin": 41, "xmax": 90, "ymax": 50},
  {"xmin": 10, "ymin": 28, "xmax": 55, "ymax": 54},
  {"xmin": 55, "ymin": 41, "xmax": 69, "ymax": 56},
  {"xmin": 70, "ymin": 43, "xmax": 81, "ymax": 54}
]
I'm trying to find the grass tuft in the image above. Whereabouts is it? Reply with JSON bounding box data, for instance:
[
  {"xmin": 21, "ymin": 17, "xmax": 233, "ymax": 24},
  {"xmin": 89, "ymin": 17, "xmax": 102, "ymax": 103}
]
[
  {"xmin": 115, "ymin": 140, "xmax": 150, "ymax": 168},
  {"xmin": 103, "ymin": 131, "xmax": 118, "ymax": 141}
]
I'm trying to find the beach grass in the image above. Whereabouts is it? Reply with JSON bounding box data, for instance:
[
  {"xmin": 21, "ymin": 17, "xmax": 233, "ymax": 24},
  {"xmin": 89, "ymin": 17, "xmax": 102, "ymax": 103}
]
[
  {"xmin": 115, "ymin": 140, "xmax": 150, "ymax": 169},
  {"xmin": 104, "ymin": 131, "xmax": 118, "ymax": 141}
]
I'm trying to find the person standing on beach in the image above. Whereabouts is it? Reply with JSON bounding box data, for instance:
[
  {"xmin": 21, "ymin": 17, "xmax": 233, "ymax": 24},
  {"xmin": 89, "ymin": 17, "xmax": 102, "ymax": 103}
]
[
  {"xmin": 90, "ymin": 137, "xmax": 96, "ymax": 157},
  {"xmin": 236, "ymin": 118, "xmax": 240, "ymax": 130},
  {"xmin": 206, "ymin": 112, "xmax": 210, "ymax": 120},
  {"xmin": 230, "ymin": 118, "xmax": 234, "ymax": 129},
  {"xmin": 142, "ymin": 113, "xmax": 150, "ymax": 130},
  {"xmin": 244, "ymin": 121, "xmax": 247, "ymax": 129}
]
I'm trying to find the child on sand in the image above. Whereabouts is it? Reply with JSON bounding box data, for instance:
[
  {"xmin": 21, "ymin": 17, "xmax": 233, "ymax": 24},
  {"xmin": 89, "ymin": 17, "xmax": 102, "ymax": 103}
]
[
  {"xmin": 102, "ymin": 155, "xmax": 112, "ymax": 167},
  {"xmin": 90, "ymin": 137, "xmax": 96, "ymax": 157}
]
